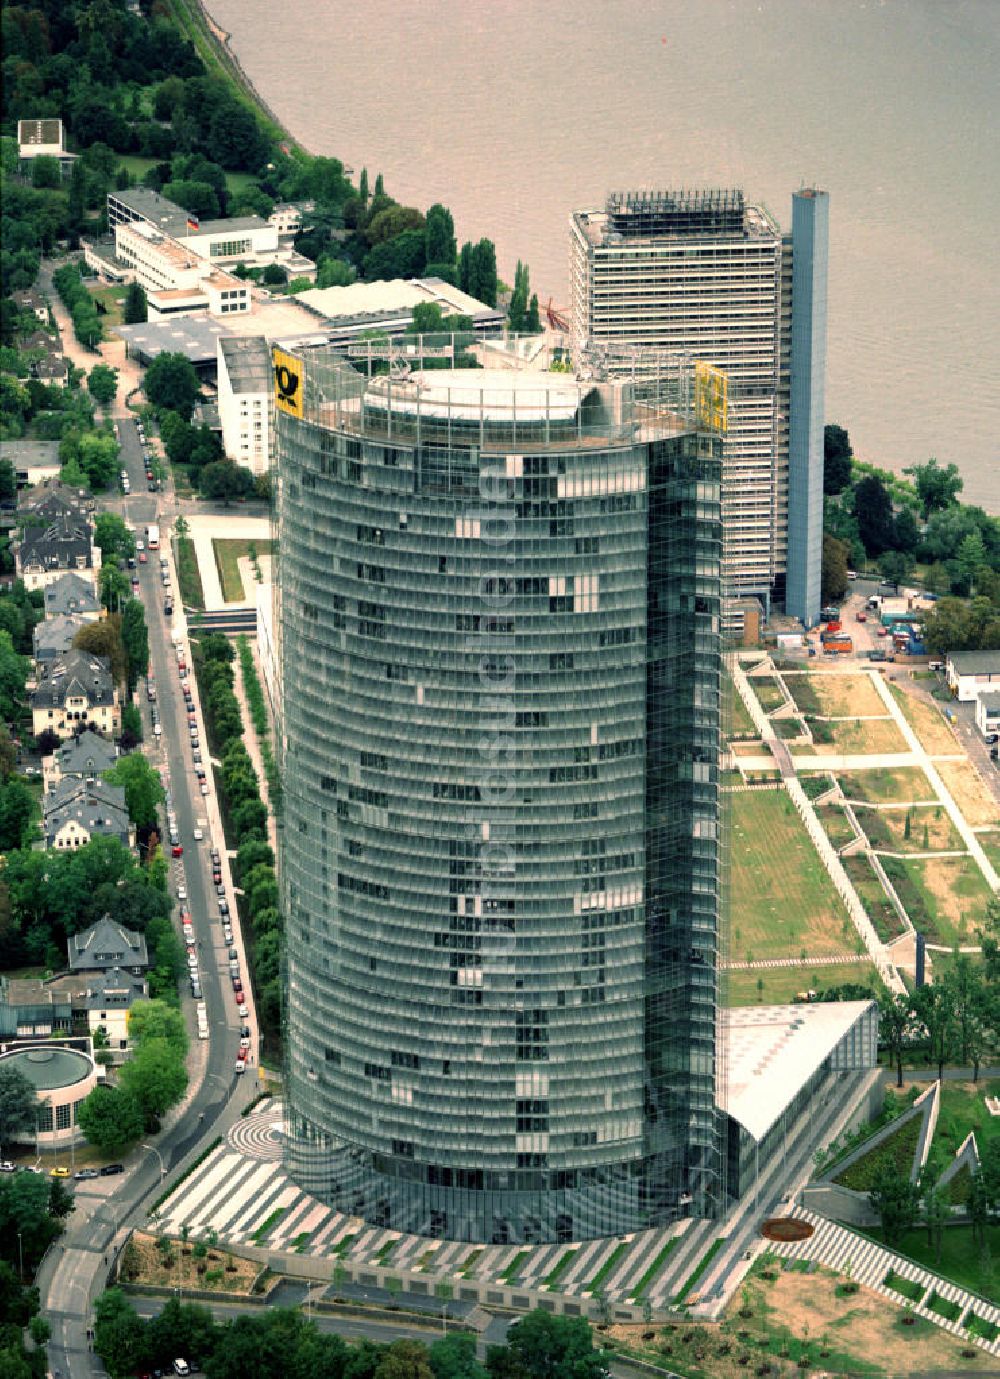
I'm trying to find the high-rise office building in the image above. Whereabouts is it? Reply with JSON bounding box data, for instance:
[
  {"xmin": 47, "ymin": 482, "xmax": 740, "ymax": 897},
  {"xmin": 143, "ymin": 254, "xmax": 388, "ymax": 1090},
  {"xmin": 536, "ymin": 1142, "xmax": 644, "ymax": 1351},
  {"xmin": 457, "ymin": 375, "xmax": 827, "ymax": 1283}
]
[
  {"xmin": 276, "ymin": 339, "xmax": 724, "ymax": 1243},
  {"xmin": 569, "ymin": 187, "xmax": 828, "ymax": 625}
]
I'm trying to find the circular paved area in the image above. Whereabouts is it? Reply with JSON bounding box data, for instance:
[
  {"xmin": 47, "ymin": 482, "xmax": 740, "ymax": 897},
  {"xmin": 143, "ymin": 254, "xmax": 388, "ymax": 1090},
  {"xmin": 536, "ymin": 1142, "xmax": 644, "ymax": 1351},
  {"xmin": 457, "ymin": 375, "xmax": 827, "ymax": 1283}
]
[{"xmin": 227, "ymin": 1100, "xmax": 287, "ymax": 1162}]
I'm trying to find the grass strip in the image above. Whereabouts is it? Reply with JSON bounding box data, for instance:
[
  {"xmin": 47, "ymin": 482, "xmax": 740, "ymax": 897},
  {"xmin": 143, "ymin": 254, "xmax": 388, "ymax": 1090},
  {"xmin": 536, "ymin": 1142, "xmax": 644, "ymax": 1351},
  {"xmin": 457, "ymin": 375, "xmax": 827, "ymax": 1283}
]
[
  {"xmin": 149, "ymin": 1137, "xmax": 222, "ymax": 1215},
  {"xmin": 459, "ymin": 1249, "xmax": 482, "ymax": 1277},
  {"xmin": 376, "ymin": 1238, "xmax": 397, "ymax": 1264},
  {"xmin": 499, "ymin": 1250, "xmax": 530, "ymax": 1284},
  {"xmin": 884, "ymin": 1268, "xmax": 925, "ymax": 1302},
  {"xmin": 631, "ymin": 1237, "xmax": 679, "ymax": 1297},
  {"xmin": 332, "ymin": 1232, "xmax": 356, "ymax": 1259},
  {"xmin": 542, "ymin": 1249, "xmax": 578, "ymax": 1289},
  {"xmin": 967, "ymin": 1312, "xmax": 1000, "ymax": 1342},
  {"xmin": 251, "ymin": 1207, "xmax": 285, "ymax": 1244},
  {"xmin": 175, "ymin": 536, "xmax": 205, "ymax": 610},
  {"xmin": 673, "ymin": 1236, "xmax": 725, "ymax": 1302},
  {"xmin": 588, "ymin": 1240, "xmax": 630, "ymax": 1293},
  {"xmin": 927, "ymin": 1290, "xmax": 962, "ymax": 1322},
  {"xmin": 292, "ymin": 1233, "xmax": 311, "ymax": 1254}
]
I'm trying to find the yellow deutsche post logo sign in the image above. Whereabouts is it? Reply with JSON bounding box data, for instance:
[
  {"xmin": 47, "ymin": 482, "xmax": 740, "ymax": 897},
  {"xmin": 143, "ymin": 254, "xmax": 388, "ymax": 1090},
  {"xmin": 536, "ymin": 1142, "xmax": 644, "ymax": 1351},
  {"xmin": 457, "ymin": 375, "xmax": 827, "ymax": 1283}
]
[
  {"xmin": 694, "ymin": 360, "xmax": 728, "ymax": 433},
  {"xmin": 273, "ymin": 347, "xmax": 304, "ymax": 418}
]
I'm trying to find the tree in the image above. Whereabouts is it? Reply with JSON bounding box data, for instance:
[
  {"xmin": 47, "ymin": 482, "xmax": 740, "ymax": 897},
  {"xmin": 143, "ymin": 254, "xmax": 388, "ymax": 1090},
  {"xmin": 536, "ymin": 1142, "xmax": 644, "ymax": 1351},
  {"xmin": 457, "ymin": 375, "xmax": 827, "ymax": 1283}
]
[
  {"xmin": 878, "ymin": 550, "xmax": 914, "ymax": 589},
  {"xmin": 0, "ymin": 1062, "xmax": 38, "ymax": 1152},
  {"xmin": 940, "ymin": 953, "xmax": 989, "ymax": 1076},
  {"xmin": 375, "ymin": 1340, "xmax": 434, "ymax": 1379},
  {"xmin": 87, "ymin": 363, "xmax": 119, "ymax": 408},
  {"xmin": 126, "ymin": 999, "xmax": 188, "ymax": 1056},
  {"xmin": 73, "ymin": 615, "xmax": 127, "ymax": 685},
  {"xmin": 363, "ymin": 229, "xmax": 426, "ymax": 282},
  {"xmin": 496, "ymin": 1311, "xmax": 607, "ymax": 1379},
  {"xmin": 94, "ymin": 513, "xmax": 135, "ymax": 563},
  {"xmin": 198, "ymin": 460, "xmax": 254, "ymax": 505},
  {"xmin": 823, "ymin": 424, "xmax": 852, "ymax": 495},
  {"xmin": 144, "ymin": 352, "xmax": 200, "ymax": 421},
  {"xmin": 119, "ymin": 1037, "xmax": 188, "ymax": 1124},
  {"xmin": 0, "ymin": 630, "xmax": 30, "ymax": 725},
  {"xmin": 316, "ymin": 255, "xmax": 356, "ymax": 288},
  {"xmin": 869, "ymin": 1165, "xmax": 919, "ymax": 1246},
  {"xmin": 425, "ymin": 203, "xmax": 457, "ymax": 267},
  {"xmin": 0, "ymin": 777, "xmax": 36, "ymax": 852},
  {"xmin": 878, "ymin": 991, "xmax": 912, "ymax": 1088},
  {"xmin": 233, "ymin": 798, "xmax": 268, "ymax": 838},
  {"xmin": 429, "ymin": 1333, "xmax": 487, "ymax": 1379},
  {"xmin": 508, "ymin": 260, "xmax": 530, "ymax": 332},
  {"xmin": 468, "ymin": 238, "xmax": 498, "ymax": 307},
  {"xmin": 821, "ymin": 533, "xmax": 850, "ymax": 603},
  {"xmin": 262, "ymin": 263, "xmax": 287, "ymax": 286},
  {"xmin": 905, "ymin": 457, "xmax": 963, "ymax": 519},
  {"xmin": 956, "ymin": 530, "xmax": 989, "ymax": 591},
  {"xmin": 94, "ymin": 1288, "xmax": 144, "ymax": 1379},
  {"xmin": 852, "ymin": 475, "xmax": 895, "ymax": 556},
  {"xmin": 123, "ymin": 280, "xmax": 147, "ymax": 324},
  {"xmin": 103, "ymin": 754, "xmax": 164, "ymax": 832},
  {"xmin": 121, "ymin": 598, "xmax": 149, "ymax": 692},
  {"xmin": 525, "ymin": 293, "xmax": 541, "ymax": 333},
  {"xmin": 77, "ymin": 1085, "xmax": 144, "ymax": 1156},
  {"xmin": 911, "ymin": 984, "xmax": 956, "ymax": 1082},
  {"xmin": 893, "ymin": 505, "xmax": 921, "ymax": 554}
]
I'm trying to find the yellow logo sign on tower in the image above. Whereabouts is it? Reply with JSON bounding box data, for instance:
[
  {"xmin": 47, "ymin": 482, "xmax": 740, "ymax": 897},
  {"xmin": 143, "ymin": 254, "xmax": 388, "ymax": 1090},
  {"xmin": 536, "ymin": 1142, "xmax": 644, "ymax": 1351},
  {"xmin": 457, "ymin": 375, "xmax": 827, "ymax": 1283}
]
[
  {"xmin": 694, "ymin": 360, "xmax": 728, "ymax": 433},
  {"xmin": 273, "ymin": 347, "xmax": 304, "ymax": 418}
]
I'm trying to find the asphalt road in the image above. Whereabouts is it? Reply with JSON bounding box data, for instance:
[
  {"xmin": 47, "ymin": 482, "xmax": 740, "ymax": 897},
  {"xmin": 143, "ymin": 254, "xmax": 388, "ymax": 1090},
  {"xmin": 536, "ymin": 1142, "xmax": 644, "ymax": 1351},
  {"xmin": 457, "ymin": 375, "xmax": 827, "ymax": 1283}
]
[{"xmin": 40, "ymin": 416, "xmax": 257, "ymax": 1379}]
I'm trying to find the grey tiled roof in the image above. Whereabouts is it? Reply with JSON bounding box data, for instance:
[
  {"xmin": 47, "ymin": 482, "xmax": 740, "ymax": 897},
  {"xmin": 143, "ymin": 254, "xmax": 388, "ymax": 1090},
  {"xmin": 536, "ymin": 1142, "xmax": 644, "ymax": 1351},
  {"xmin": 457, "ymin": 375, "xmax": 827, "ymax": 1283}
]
[
  {"xmin": 43, "ymin": 572, "xmax": 101, "ymax": 617},
  {"xmin": 32, "ymin": 649, "xmax": 114, "ymax": 709},
  {"xmin": 68, "ymin": 914, "xmax": 148, "ymax": 974}
]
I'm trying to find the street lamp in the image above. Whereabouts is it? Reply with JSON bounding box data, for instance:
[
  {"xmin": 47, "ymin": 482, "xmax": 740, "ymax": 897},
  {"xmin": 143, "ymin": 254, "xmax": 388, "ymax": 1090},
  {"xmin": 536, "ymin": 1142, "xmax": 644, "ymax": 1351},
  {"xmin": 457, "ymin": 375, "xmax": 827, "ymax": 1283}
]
[
  {"xmin": 17, "ymin": 1233, "xmax": 22, "ymax": 1280},
  {"xmin": 142, "ymin": 1143, "xmax": 165, "ymax": 1178}
]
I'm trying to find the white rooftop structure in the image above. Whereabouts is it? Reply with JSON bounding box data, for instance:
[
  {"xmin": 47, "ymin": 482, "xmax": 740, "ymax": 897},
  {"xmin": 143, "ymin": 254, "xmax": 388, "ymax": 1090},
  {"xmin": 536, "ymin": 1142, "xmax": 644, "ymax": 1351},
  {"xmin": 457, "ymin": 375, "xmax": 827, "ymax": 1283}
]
[
  {"xmin": 364, "ymin": 367, "xmax": 585, "ymax": 423},
  {"xmin": 723, "ymin": 1000, "xmax": 877, "ymax": 1142},
  {"xmin": 297, "ymin": 276, "xmax": 502, "ymax": 326}
]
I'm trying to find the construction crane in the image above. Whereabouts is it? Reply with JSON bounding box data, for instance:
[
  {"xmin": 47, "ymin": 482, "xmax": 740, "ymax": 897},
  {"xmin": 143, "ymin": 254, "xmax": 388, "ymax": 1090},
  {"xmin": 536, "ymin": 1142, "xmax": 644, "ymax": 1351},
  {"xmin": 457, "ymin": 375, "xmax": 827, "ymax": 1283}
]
[{"xmin": 545, "ymin": 298, "xmax": 570, "ymax": 332}]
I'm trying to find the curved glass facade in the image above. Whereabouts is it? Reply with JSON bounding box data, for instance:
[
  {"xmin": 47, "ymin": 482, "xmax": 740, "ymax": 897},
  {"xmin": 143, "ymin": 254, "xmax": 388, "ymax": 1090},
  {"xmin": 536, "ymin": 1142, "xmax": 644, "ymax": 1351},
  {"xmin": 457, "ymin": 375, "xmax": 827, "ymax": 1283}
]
[{"xmin": 278, "ymin": 343, "xmax": 723, "ymax": 1243}]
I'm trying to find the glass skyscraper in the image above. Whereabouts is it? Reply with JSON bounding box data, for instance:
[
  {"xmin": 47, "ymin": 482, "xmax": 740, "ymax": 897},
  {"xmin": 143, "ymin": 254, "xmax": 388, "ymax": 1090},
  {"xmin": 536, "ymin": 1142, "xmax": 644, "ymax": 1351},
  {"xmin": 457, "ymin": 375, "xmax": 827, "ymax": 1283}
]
[{"xmin": 276, "ymin": 339, "xmax": 724, "ymax": 1243}]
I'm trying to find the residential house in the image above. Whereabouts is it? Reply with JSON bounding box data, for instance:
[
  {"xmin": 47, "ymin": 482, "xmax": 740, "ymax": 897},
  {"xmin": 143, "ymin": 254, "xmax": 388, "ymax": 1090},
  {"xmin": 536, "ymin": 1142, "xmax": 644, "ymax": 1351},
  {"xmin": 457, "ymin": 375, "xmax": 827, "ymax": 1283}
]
[
  {"xmin": 33, "ymin": 612, "xmax": 84, "ymax": 663},
  {"xmin": 19, "ymin": 480, "xmax": 92, "ymax": 524},
  {"xmin": 45, "ymin": 728, "xmax": 118, "ymax": 790},
  {"xmin": 67, "ymin": 915, "xmax": 148, "ymax": 977},
  {"xmin": 42, "ymin": 777, "xmax": 131, "ymax": 850},
  {"xmin": 0, "ymin": 439, "xmax": 61, "ymax": 489},
  {"xmin": 83, "ymin": 968, "xmax": 148, "ymax": 1053},
  {"xmin": 15, "ymin": 516, "xmax": 95, "ymax": 591},
  {"xmin": 11, "ymin": 290, "xmax": 48, "ymax": 323},
  {"xmin": 43, "ymin": 571, "xmax": 101, "ymax": 621},
  {"xmin": 946, "ymin": 650, "xmax": 1000, "ymax": 703},
  {"xmin": 31, "ymin": 648, "xmax": 118, "ymax": 739}
]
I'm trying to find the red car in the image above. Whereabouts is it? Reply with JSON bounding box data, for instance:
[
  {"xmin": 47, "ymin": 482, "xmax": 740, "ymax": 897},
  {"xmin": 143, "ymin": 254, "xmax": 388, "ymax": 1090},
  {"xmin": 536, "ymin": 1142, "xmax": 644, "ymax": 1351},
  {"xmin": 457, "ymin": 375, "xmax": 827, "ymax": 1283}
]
[
  {"xmin": 138, "ymin": 552, "xmax": 147, "ymax": 564},
  {"xmin": 171, "ymin": 843, "xmax": 183, "ymax": 858}
]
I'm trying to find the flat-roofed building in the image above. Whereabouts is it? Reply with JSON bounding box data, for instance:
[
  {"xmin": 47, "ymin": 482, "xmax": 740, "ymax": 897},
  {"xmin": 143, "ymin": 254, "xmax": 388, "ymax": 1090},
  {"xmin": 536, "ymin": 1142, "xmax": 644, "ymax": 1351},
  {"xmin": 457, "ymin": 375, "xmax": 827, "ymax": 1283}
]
[
  {"xmin": 947, "ymin": 650, "xmax": 1000, "ymax": 702},
  {"xmin": 217, "ymin": 336, "xmax": 273, "ymax": 474},
  {"xmin": 570, "ymin": 188, "xmax": 829, "ymax": 626},
  {"xmin": 113, "ymin": 221, "xmax": 251, "ymax": 320},
  {"xmin": 295, "ymin": 276, "xmax": 505, "ymax": 342},
  {"xmin": 17, "ymin": 118, "xmax": 75, "ymax": 171}
]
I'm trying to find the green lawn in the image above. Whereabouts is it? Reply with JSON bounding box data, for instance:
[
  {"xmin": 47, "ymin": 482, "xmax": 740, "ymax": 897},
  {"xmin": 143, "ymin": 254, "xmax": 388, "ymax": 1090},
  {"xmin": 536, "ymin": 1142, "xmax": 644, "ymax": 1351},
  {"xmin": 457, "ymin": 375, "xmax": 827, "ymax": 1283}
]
[
  {"xmin": 724, "ymin": 671, "xmax": 757, "ymax": 738},
  {"xmin": 832, "ymin": 1115, "xmax": 921, "ymax": 1191},
  {"xmin": 725, "ymin": 961, "xmax": 883, "ymax": 1007},
  {"xmin": 175, "ymin": 536, "xmax": 205, "ymax": 610},
  {"xmin": 853, "ymin": 804, "xmax": 964, "ymax": 854},
  {"xmin": 842, "ymin": 853, "xmax": 907, "ymax": 942},
  {"xmin": 116, "ymin": 154, "xmax": 262, "ymax": 201},
  {"xmin": 882, "ymin": 855, "xmax": 991, "ymax": 946},
  {"xmin": 212, "ymin": 538, "xmax": 272, "ymax": 603},
  {"xmin": 836, "ymin": 767, "xmax": 937, "ymax": 804},
  {"xmin": 860, "ymin": 1223, "xmax": 1000, "ymax": 1303},
  {"xmin": 729, "ymin": 789, "xmax": 857, "ymax": 961},
  {"xmin": 815, "ymin": 802, "xmax": 858, "ymax": 851},
  {"xmin": 748, "ymin": 675, "xmax": 785, "ymax": 712},
  {"xmin": 89, "ymin": 283, "xmax": 126, "ymax": 327}
]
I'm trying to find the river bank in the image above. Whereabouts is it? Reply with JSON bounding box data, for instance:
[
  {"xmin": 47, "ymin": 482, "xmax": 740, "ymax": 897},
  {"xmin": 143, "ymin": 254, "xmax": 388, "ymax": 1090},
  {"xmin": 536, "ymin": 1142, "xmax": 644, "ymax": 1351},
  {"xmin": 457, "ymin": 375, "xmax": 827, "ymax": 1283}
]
[{"xmin": 164, "ymin": 0, "xmax": 306, "ymax": 156}]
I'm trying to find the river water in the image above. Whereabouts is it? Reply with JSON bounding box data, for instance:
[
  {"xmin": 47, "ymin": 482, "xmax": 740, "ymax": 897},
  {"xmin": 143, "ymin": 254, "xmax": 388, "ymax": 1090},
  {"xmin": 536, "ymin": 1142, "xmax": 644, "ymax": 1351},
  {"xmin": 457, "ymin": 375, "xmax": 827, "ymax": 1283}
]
[{"xmin": 210, "ymin": 0, "xmax": 999, "ymax": 510}]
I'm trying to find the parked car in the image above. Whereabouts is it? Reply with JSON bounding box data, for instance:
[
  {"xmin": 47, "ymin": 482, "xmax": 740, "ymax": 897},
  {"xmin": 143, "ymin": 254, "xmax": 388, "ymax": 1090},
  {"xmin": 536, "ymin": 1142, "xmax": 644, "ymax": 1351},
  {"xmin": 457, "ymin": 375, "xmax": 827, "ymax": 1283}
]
[
  {"xmin": 200, "ymin": 780, "xmax": 209, "ymax": 795},
  {"xmin": 0, "ymin": 1162, "xmax": 15, "ymax": 1173},
  {"xmin": 101, "ymin": 1163, "xmax": 125, "ymax": 1176},
  {"xmin": 171, "ymin": 843, "xmax": 183, "ymax": 857},
  {"xmin": 75, "ymin": 1168, "xmax": 99, "ymax": 1180},
  {"xmin": 239, "ymin": 1036, "xmax": 251, "ymax": 1051},
  {"xmin": 235, "ymin": 1059, "xmax": 246, "ymax": 1075},
  {"xmin": 49, "ymin": 1166, "xmax": 70, "ymax": 1178},
  {"xmin": 218, "ymin": 899, "xmax": 229, "ymax": 916},
  {"xmin": 237, "ymin": 1001, "xmax": 249, "ymax": 1017}
]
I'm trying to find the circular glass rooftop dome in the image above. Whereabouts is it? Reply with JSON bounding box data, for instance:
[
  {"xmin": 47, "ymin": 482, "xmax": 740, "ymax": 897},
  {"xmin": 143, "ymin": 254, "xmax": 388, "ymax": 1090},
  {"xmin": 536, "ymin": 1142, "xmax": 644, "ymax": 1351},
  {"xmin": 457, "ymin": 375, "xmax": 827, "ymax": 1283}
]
[{"xmin": 1, "ymin": 1045, "xmax": 93, "ymax": 1091}]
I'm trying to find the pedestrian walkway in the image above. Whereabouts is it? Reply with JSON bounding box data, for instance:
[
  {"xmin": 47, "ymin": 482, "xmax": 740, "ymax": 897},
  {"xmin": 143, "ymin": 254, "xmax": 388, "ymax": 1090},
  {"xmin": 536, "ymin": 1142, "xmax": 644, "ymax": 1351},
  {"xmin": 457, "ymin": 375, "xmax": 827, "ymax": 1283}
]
[
  {"xmin": 723, "ymin": 953, "xmax": 872, "ymax": 971},
  {"xmin": 183, "ymin": 515, "xmax": 271, "ymax": 612},
  {"xmin": 769, "ymin": 1208, "xmax": 1000, "ymax": 1358}
]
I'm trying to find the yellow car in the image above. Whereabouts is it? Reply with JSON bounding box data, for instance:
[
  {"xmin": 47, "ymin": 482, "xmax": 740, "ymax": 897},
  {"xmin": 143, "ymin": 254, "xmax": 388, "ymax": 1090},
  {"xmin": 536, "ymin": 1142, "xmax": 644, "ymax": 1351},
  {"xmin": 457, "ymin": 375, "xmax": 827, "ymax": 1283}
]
[{"xmin": 49, "ymin": 1166, "xmax": 71, "ymax": 1178}]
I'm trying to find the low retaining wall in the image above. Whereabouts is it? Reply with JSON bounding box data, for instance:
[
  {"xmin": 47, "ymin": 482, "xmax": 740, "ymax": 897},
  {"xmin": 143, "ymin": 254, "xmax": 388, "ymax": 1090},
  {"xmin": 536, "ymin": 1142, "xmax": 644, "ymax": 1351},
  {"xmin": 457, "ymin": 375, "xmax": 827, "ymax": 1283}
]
[{"xmin": 801, "ymin": 1183, "xmax": 878, "ymax": 1227}]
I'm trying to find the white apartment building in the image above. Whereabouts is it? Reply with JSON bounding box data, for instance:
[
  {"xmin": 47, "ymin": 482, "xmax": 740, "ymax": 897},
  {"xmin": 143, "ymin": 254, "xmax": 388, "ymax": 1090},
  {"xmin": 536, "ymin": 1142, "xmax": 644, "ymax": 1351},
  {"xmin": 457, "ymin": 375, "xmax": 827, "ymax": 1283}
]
[
  {"xmin": 114, "ymin": 221, "xmax": 251, "ymax": 320},
  {"xmin": 217, "ymin": 336, "xmax": 272, "ymax": 474},
  {"xmin": 107, "ymin": 188, "xmax": 316, "ymax": 281},
  {"xmin": 570, "ymin": 189, "xmax": 829, "ymax": 626},
  {"xmin": 570, "ymin": 190, "xmax": 786, "ymax": 608}
]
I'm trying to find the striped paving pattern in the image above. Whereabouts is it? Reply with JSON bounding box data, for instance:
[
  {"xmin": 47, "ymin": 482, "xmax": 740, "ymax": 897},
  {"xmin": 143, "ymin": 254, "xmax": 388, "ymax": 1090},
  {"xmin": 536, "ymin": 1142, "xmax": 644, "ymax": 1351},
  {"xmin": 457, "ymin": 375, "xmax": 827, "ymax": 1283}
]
[
  {"xmin": 769, "ymin": 1208, "xmax": 1000, "ymax": 1358},
  {"xmin": 154, "ymin": 1100, "xmax": 695, "ymax": 1304}
]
